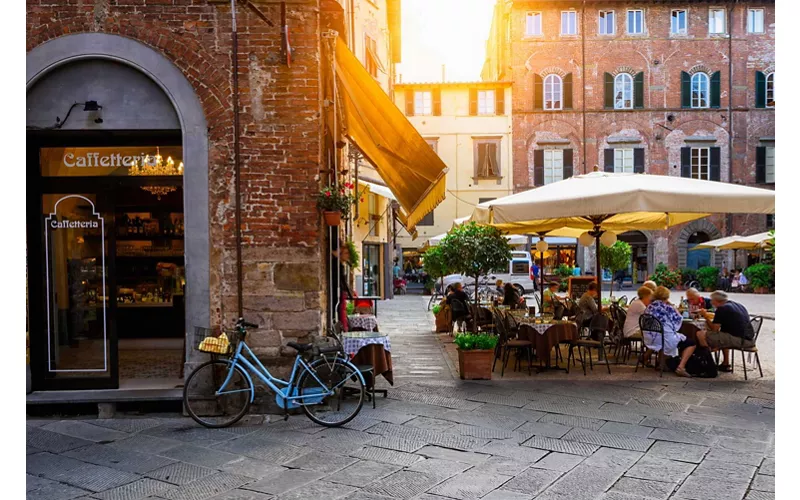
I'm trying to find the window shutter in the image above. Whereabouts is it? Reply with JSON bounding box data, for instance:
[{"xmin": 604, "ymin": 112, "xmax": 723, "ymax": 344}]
[
  {"xmin": 604, "ymin": 73, "xmax": 614, "ymax": 109},
  {"xmin": 476, "ymin": 143, "xmax": 487, "ymax": 177},
  {"xmin": 563, "ymin": 149, "xmax": 574, "ymax": 179},
  {"xmin": 709, "ymin": 147, "xmax": 721, "ymax": 181},
  {"xmin": 680, "ymin": 147, "xmax": 691, "ymax": 177},
  {"xmin": 755, "ymin": 71, "xmax": 766, "ymax": 108},
  {"xmin": 469, "ymin": 89, "xmax": 478, "ymax": 116},
  {"xmin": 604, "ymin": 149, "xmax": 615, "ymax": 172},
  {"xmin": 404, "ymin": 90, "xmax": 414, "ymax": 116},
  {"xmin": 710, "ymin": 71, "xmax": 721, "ymax": 109},
  {"xmin": 534, "ymin": 74, "xmax": 544, "ymax": 110},
  {"xmin": 495, "ymin": 88, "xmax": 505, "ymax": 115},
  {"xmin": 634, "ymin": 72, "xmax": 644, "ymax": 109},
  {"xmin": 489, "ymin": 143, "xmax": 500, "ymax": 176},
  {"xmin": 633, "ymin": 148, "xmax": 645, "ymax": 173},
  {"xmin": 432, "ymin": 88, "xmax": 442, "ymax": 116},
  {"xmin": 756, "ymin": 146, "xmax": 766, "ymax": 183},
  {"xmin": 563, "ymin": 73, "xmax": 573, "ymax": 109},
  {"xmin": 681, "ymin": 71, "xmax": 691, "ymax": 108},
  {"xmin": 534, "ymin": 149, "xmax": 544, "ymax": 186}
]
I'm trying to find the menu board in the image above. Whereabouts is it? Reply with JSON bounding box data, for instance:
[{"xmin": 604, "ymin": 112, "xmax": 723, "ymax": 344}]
[{"xmin": 568, "ymin": 277, "xmax": 596, "ymax": 301}]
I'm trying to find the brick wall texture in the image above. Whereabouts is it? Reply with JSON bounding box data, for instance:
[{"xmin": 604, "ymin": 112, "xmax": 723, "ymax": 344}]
[
  {"xmin": 492, "ymin": 1, "xmax": 774, "ymax": 269},
  {"xmin": 27, "ymin": 0, "xmax": 326, "ymax": 371}
]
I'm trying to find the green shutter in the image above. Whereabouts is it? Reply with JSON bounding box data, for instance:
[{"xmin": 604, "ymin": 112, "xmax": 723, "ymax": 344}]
[
  {"xmin": 563, "ymin": 73, "xmax": 573, "ymax": 109},
  {"xmin": 710, "ymin": 71, "xmax": 721, "ymax": 109},
  {"xmin": 634, "ymin": 72, "xmax": 644, "ymax": 109},
  {"xmin": 755, "ymin": 71, "xmax": 766, "ymax": 108},
  {"xmin": 681, "ymin": 71, "xmax": 691, "ymax": 108},
  {"xmin": 604, "ymin": 73, "xmax": 614, "ymax": 109}
]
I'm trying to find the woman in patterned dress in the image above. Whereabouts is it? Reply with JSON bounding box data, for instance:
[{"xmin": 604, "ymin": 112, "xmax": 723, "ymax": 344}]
[{"xmin": 642, "ymin": 286, "xmax": 696, "ymax": 377}]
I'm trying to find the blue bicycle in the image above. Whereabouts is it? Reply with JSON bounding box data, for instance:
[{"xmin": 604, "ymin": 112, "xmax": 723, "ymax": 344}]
[{"xmin": 183, "ymin": 318, "xmax": 366, "ymax": 428}]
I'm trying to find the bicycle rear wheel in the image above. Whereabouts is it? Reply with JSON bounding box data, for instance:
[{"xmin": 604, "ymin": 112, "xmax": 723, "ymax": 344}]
[
  {"xmin": 183, "ymin": 359, "xmax": 252, "ymax": 428},
  {"xmin": 297, "ymin": 357, "xmax": 364, "ymax": 427}
]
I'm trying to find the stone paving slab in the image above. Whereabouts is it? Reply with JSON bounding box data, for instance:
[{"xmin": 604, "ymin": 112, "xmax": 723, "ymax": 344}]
[
  {"xmin": 283, "ymin": 450, "xmax": 358, "ymax": 474},
  {"xmin": 674, "ymin": 474, "xmax": 749, "ymax": 500},
  {"xmin": 27, "ymin": 452, "xmax": 89, "ymax": 478},
  {"xmin": 218, "ymin": 457, "xmax": 286, "ymax": 481},
  {"xmin": 404, "ymin": 458, "xmax": 472, "ymax": 481},
  {"xmin": 405, "ymin": 416, "xmax": 457, "ymax": 432},
  {"xmin": 93, "ymin": 478, "xmax": 176, "ymax": 500},
  {"xmin": 328, "ymin": 460, "xmax": 402, "ymax": 487},
  {"xmin": 692, "ymin": 460, "xmax": 757, "ymax": 483},
  {"xmin": 273, "ymin": 481, "xmax": 356, "ymax": 500},
  {"xmin": 207, "ymin": 489, "xmax": 274, "ymax": 500},
  {"xmin": 65, "ymin": 443, "xmax": 176, "ymax": 474},
  {"xmin": 366, "ymin": 435, "xmax": 427, "ymax": 453},
  {"xmin": 530, "ymin": 452, "xmax": 585, "ymax": 472},
  {"xmin": 25, "ymin": 480, "xmax": 91, "ymax": 500},
  {"xmin": 704, "ymin": 447, "xmax": 765, "ymax": 466},
  {"xmin": 645, "ymin": 441, "xmax": 709, "ymax": 463},
  {"xmin": 502, "ymin": 468, "xmax": 563, "ymax": 496},
  {"xmin": 647, "ymin": 428, "xmax": 718, "ymax": 446},
  {"xmin": 415, "ymin": 445, "xmax": 490, "ymax": 465},
  {"xmin": 598, "ymin": 422, "xmax": 654, "ymax": 438},
  {"xmin": 27, "ymin": 427, "xmax": 95, "ymax": 453},
  {"xmin": 360, "ymin": 471, "xmax": 441, "ymax": 499},
  {"xmin": 523, "ymin": 435, "xmax": 600, "ymax": 456},
  {"xmin": 212, "ymin": 437, "xmax": 308, "ymax": 464},
  {"xmin": 92, "ymin": 419, "xmax": 166, "ymax": 434},
  {"xmin": 515, "ymin": 421, "xmax": 572, "ymax": 439},
  {"xmin": 562, "ymin": 428, "xmax": 654, "ymax": 452},
  {"xmin": 145, "ymin": 462, "xmax": 217, "ymax": 486},
  {"xmin": 160, "ymin": 472, "xmax": 252, "ymax": 500},
  {"xmin": 43, "ymin": 420, "xmax": 131, "ymax": 443},
  {"xmin": 349, "ymin": 446, "xmax": 423, "ymax": 467},
  {"xmin": 481, "ymin": 489, "xmax": 533, "ymax": 500},
  {"xmin": 759, "ymin": 457, "xmax": 775, "ymax": 475},
  {"xmin": 623, "ymin": 456, "xmax": 696, "ymax": 484},
  {"xmin": 49, "ymin": 462, "xmax": 141, "ymax": 493},
  {"xmin": 476, "ymin": 440, "xmax": 549, "ymax": 463},
  {"xmin": 428, "ymin": 471, "xmax": 512, "ymax": 500},
  {"xmin": 159, "ymin": 444, "xmax": 243, "ymax": 469},
  {"xmin": 608, "ymin": 477, "xmax": 676, "ymax": 500},
  {"xmin": 537, "ymin": 413, "xmax": 606, "ymax": 430},
  {"xmin": 109, "ymin": 434, "xmax": 183, "ymax": 455},
  {"xmin": 478, "ymin": 455, "xmax": 533, "ymax": 476},
  {"xmin": 750, "ymin": 474, "xmax": 775, "ymax": 493},
  {"xmin": 242, "ymin": 469, "xmax": 325, "ymax": 496}
]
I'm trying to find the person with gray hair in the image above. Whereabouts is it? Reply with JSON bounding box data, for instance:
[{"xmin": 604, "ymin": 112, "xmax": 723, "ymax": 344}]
[
  {"xmin": 685, "ymin": 287, "xmax": 711, "ymax": 314},
  {"xmin": 643, "ymin": 280, "xmax": 657, "ymax": 291},
  {"xmin": 696, "ymin": 290, "xmax": 755, "ymax": 372}
]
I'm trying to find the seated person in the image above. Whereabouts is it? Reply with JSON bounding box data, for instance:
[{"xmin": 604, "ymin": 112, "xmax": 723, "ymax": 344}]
[
  {"xmin": 737, "ymin": 269, "xmax": 749, "ymax": 290},
  {"xmin": 542, "ymin": 281, "xmax": 565, "ymax": 317},
  {"xmin": 642, "ymin": 280, "xmax": 657, "ymax": 291},
  {"xmin": 575, "ymin": 282, "xmax": 604, "ymax": 328},
  {"xmin": 686, "ymin": 288, "xmax": 712, "ymax": 314},
  {"xmin": 446, "ymin": 281, "xmax": 471, "ymax": 312},
  {"xmin": 502, "ymin": 283, "xmax": 526, "ymax": 310},
  {"xmin": 623, "ymin": 286, "xmax": 653, "ymax": 338},
  {"xmin": 495, "ymin": 279, "xmax": 504, "ymax": 297},
  {"xmin": 643, "ymin": 286, "xmax": 697, "ymax": 377},
  {"xmin": 696, "ymin": 290, "xmax": 755, "ymax": 372}
]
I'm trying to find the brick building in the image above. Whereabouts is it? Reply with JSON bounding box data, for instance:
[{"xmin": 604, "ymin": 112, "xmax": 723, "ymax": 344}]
[
  {"xmin": 483, "ymin": 0, "xmax": 775, "ymax": 276},
  {"xmin": 25, "ymin": 0, "xmax": 437, "ymax": 397}
]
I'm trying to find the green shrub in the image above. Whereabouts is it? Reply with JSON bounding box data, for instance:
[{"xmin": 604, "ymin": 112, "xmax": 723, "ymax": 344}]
[
  {"xmin": 679, "ymin": 267, "xmax": 697, "ymax": 284},
  {"xmin": 432, "ymin": 304, "xmax": 442, "ymax": 315},
  {"xmin": 345, "ymin": 239, "xmax": 360, "ymax": 269},
  {"xmin": 651, "ymin": 262, "xmax": 681, "ymax": 288},
  {"xmin": 453, "ymin": 333, "xmax": 499, "ymax": 351},
  {"xmin": 744, "ymin": 263, "xmax": 774, "ymax": 289},
  {"xmin": 554, "ymin": 264, "xmax": 574, "ymax": 278},
  {"xmin": 345, "ymin": 302, "xmax": 355, "ymax": 315},
  {"xmin": 696, "ymin": 266, "xmax": 720, "ymax": 290}
]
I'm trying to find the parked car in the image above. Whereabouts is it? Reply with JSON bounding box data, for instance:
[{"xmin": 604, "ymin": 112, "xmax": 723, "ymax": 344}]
[{"xmin": 440, "ymin": 252, "xmax": 535, "ymax": 296}]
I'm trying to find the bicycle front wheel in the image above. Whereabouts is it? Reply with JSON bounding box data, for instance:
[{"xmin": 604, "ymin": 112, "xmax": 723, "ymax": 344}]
[
  {"xmin": 298, "ymin": 357, "xmax": 364, "ymax": 427},
  {"xmin": 183, "ymin": 359, "xmax": 253, "ymax": 428}
]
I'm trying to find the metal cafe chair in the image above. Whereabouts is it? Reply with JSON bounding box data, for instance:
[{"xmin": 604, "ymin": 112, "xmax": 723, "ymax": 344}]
[
  {"xmin": 729, "ymin": 316, "xmax": 764, "ymax": 380},
  {"xmin": 569, "ymin": 313, "xmax": 612, "ymax": 375},
  {"xmin": 493, "ymin": 310, "xmax": 533, "ymax": 376},
  {"xmin": 636, "ymin": 314, "xmax": 666, "ymax": 377}
]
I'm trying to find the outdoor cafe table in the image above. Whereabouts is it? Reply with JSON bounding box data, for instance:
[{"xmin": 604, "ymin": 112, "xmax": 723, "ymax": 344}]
[
  {"xmin": 679, "ymin": 318, "xmax": 707, "ymax": 343},
  {"xmin": 347, "ymin": 313, "xmax": 379, "ymax": 332},
  {"xmin": 342, "ymin": 331, "xmax": 394, "ymax": 386},
  {"xmin": 517, "ymin": 321, "xmax": 578, "ymax": 372}
]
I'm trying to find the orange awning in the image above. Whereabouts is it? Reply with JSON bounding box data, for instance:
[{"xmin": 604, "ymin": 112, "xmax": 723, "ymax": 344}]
[{"xmin": 334, "ymin": 38, "xmax": 448, "ymax": 231}]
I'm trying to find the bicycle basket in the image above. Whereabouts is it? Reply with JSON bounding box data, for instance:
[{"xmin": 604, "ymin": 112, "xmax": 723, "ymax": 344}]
[{"xmin": 192, "ymin": 326, "xmax": 233, "ymax": 355}]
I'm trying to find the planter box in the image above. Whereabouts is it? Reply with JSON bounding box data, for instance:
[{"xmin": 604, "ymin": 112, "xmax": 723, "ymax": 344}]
[
  {"xmin": 457, "ymin": 348, "xmax": 494, "ymax": 380},
  {"xmin": 754, "ymin": 286, "xmax": 769, "ymax": 294},
  {"xmin": 323, "ymin": 210, "xmax": 341, "ymax": 226}
]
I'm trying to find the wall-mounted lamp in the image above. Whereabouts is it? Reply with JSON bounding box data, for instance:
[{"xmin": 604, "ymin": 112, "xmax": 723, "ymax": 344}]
[{"xmin": 84, "ymin": 101, "xmax": 103, "ymax": 124}]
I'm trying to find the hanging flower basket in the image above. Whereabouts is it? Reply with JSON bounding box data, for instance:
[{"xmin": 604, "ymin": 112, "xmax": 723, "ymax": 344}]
[{"xmin": 323, "ymin": 210, "xmax": 341, "ymax": 226}]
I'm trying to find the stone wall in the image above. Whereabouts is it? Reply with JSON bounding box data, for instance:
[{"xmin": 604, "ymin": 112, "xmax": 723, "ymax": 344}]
[{"xmin": 27, "ymin": 0, "xmax": 326, "ymax": 375}]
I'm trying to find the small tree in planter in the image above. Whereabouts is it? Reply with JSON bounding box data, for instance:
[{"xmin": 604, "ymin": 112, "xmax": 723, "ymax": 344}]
[
  {"xmin": 696, "ymin": 266, "xmax": 720, "ymax": 292},
  {"xmin": 440, "ymin": 222, "xmax": 512, "ymax": 332},
  {"xmin": 744, "ymin": 263, "xmax": 774, "ymax": 294},
  {"xmin": 422, "ymin": 245, "xmax": 449, "ymax": 297},
  {"xmin": 317, "ymin": 182, "xmax": 355, "ymax": 226},
  {"xmin": 453, "ymin": 333, "xmax": 499, "ymax": 380},
  {"xmin": 599, "ymin": 241, "xmax": 632, "ymax": 298}
]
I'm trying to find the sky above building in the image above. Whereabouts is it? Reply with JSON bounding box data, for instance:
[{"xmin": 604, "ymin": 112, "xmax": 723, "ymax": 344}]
[{"xmin": 397, "ymin": 0, "xmax": 495, "ymax": 83}]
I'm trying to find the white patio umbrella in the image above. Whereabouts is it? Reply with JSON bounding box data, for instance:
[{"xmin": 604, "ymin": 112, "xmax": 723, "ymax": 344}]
[
  {"xmin": 717, "ymin": 231, "xmax": 773, "ymax": 250},
  {"xmin": 689, "ymin": 235, "xmax": 745, "ymax": 251},
  {"xmin": 470, "ymin": 171, "xmax": 775, "ymax": 296}
]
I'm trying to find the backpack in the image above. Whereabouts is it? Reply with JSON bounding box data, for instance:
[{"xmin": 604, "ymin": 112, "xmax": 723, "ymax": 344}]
[{"xmin": 666, "ymin": 347, "xmax": 718, "ymax": 378}]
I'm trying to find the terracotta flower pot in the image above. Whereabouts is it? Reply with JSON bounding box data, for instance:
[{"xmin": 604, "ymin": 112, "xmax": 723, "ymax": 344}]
[
  {"xmin": 323, "ymin": 210, "xmax": 341, "ymax": 226},
  {"xmin": 457, "ymin": 348, "xmax": 494, "ymax": 380},
  {"xmin": 755, "ymin": 286, "xmax": 769, "ymax": 294}
]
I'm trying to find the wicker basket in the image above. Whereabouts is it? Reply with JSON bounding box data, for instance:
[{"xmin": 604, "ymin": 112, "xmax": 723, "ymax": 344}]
[{"xmin": 192, "ymin": 326, "xmax": 233, "ymax": 355}]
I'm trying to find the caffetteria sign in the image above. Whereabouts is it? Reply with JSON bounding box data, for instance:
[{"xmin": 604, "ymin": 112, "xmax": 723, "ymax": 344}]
[{"xmin": 40, "ymin": 146, "xmax": 183, "ymax": 177}]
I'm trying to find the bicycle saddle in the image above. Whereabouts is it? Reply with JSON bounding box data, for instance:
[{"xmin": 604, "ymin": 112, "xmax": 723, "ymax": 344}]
[{"xmin": 287, "ymin": 342, "xmax": 313, "ymax": 353}]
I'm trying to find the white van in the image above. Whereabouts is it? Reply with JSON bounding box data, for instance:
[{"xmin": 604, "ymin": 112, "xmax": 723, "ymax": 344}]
[{"xmin": 440, "ymin": 251, "xmax": 535, "ymax": 296}]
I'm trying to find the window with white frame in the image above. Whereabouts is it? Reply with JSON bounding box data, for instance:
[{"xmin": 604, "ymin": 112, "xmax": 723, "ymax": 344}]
[
  {"xmin": 765, "ymin": 146, "xmax": 775, "ymax": 183},
  {"xmin": 748, "ymin": 8, "xmax": 765, "ymax": 33},
  {"xmin": 671, "ymin": 9, "xmax": 687, "ymax": 34},
  {"xmin": 691, "ymin": 147, "xmax": 710, "ymax": 180},
  {"xmin": 599, "ymin": 11, "xmax": 615, "ymax": 35},
  {"xmin": 709, "ymin": 8, "xmax": 726, "ymax": 34},
  {"xmin": 766, "ymin": 73, "xmax": 775, "ymax": 108},
  {"xmin": 627, "ymin": 9, "xmax": 644, "ymax": 34},
  {"xmin": 526, "ymin": 12, "xmax": 542, "ymax": 36},
  {"xmin": 477, "ymin": 90, "xmax": 496, "ymax": 115},
  {"xmin": 561, "ymin": 11, "xmax": 577, "ymax": 35},
  {"xmin": 691, "ymin": 73, "xmax": 710, "ymax": 109},
  {"xmin": 543, "ymin": 150, "xmax": 564, "ymax": 185},
  {"xmin": 614, "ymin": 149, "xmax": 634, "ymax": 173},
  {"xmin": 544, "ymin": 74, "xmax": 563, "ymax": 110},
  {"xmin": 614, "ymin": 73, "xmax": 633, "ymax": 109},
  {"xmin": 414, "ymin": 91, "xmax": 432, "ymax": 115}
]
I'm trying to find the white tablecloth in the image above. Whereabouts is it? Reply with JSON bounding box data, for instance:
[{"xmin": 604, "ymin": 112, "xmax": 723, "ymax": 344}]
[
  {"xmin": 342, "ymin": 333, "xmax": 391, "ymax": 357},
  {"xmin": 348, "ymin": 314, "xmax": 379, "ymax": 332}
]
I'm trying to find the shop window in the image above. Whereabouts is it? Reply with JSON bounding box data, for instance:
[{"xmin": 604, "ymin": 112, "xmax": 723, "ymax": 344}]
[
  {"xmin": 766, "ymin": 214, "xmax": 774, "ymax": 229},
  {"xmin": 478, "ymin": 197, "xmax": 496, "ymax": 204}
]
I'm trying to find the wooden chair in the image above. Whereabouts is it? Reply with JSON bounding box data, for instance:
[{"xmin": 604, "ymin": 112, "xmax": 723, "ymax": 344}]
[
  {"xmin": 569, "ymin": 313, "xmax": 612, "ymax": 375},
  {"xmin": 636, "ymin": 314, "xmax": 666, "ymax": 377},
  {"xmin": 493, "ymin": 311, "xmax": 532, "ymax": 376},
  {"xmin": 729, "ymin": 316, "xmax": 764, "ymax": 380}
]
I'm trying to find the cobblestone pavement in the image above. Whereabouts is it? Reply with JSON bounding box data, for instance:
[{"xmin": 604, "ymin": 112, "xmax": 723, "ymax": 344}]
[{"xmin": 27, "ymin": 296, "xmax": 775, "ymax": 500}]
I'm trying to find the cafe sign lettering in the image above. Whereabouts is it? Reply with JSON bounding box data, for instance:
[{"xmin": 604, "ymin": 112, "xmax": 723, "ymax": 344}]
[{"xmin": 40, "ymin": 146, "xmax": 183, "ymax": 177}]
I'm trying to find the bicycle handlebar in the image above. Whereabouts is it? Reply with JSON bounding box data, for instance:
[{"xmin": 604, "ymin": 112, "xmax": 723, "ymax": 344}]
[{"xmin": 236, "ymin": 318, "xmax": 258, "ymax": 329}]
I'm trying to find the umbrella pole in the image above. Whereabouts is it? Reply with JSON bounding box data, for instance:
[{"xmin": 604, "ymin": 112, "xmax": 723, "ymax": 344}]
[
  {"xmin": 595, "ymin": 232, "xmax": 602, "ymax": 308},
  {"xmin": 540, "ymin": 250, "xmax": 544, "ymax": 307}
]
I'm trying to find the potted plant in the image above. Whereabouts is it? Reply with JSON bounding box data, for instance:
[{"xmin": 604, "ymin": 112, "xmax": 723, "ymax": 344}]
[
  {"xmin": 696, "ymin": 266, "xmax": 720, "ymax": 292},
  {"xmin": 651, "ymin": 263, "xmax": 681, "ymax": 289},
  {"xmin": 431, "ymin": 304, "xmax": 442, "ymax": 315},
  {"xmin": 317, "ymin": 182, "xmax": 355, "ymax": 226},
  {"xmin": 454, "ymin": 332, "xmax": 499, "ymax": 380},
  {"xmin": 744, "ymin": 263, "xmax": 774, "ymax": 294},
  {"xmin": 678, "ymin": 267, "xmax": 697, "ymax": 290},
  {"xmin": 344, "ymin": 239, "xmax": 360, "ymax": 269},
  {"xmin": 422, "ymin": 246, "xmax": 449, "ymax": 299}
]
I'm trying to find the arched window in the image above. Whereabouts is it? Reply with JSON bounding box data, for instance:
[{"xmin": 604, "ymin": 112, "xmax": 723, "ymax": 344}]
[
  {"xmin": 614, "ymin": 73, "xmax": 633, "ymax": 109},
  {"xmin": 691, "ymin": 72, "xmax": 710, "ymax": 108},
  {"xmin": 766, "ymin": 72, "xmax": 775, "ymax": 108},
  {"xmin": 544, "ymin": 74, "xmax": 562, "ymax": 110}
]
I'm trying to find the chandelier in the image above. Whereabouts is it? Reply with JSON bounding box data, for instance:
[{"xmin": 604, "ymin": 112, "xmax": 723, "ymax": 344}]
[{"xmin": 129, "ymin": 148, "xmax": 184, "ymax": 200}]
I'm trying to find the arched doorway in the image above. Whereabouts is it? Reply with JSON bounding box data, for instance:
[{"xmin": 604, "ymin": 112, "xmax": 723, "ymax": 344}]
[
  {"xmin": 617, "ymin": 231, "xmax": 650, "ymax": 284},
  {"xmin": 27, "ymin": 34, "xmax": 209, "ymax": 391},
  {"xmin": 686, "ymin": 232, "xmax": 712, "ymax": 269}
]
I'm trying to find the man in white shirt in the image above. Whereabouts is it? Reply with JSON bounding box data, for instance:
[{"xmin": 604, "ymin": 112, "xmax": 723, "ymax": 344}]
[
  {"xmin": 623, "ymin": 286, "xmax": 654, "ymax": 338},
  {"xmin": 738, "ymin": 269, "xmax": 749, "ymax": 287}
]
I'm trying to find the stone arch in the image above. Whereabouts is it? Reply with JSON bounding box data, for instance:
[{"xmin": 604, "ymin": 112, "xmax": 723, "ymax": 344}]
[
  {"xmin": 612, "ymin": 66, "xmax": 637, "ymax": 77},
  {"xmin": 27, "ymin": 33, "xmax": 210, "ymax": 339},
  {"xmin": 688, "ymin": 64, "xmax": 712, "ymax": 76},
  {"xmin": 539, "ymin": 66, "xmax": 568, "ymax": 78},
  {"xmin": 677, "ymin": 219, "xmax": 723, "ymax": 269}
]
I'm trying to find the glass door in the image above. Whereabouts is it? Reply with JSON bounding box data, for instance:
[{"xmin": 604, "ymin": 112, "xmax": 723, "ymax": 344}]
[{"xmin": 362, "ymin": 244, "xmax": 381, "ymax": 296}]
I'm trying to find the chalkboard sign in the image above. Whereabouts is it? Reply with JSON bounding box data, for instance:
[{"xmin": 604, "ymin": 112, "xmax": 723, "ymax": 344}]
[{"xmin": 568, "ymin": 277, "xmax": 596, "ymax": 301}]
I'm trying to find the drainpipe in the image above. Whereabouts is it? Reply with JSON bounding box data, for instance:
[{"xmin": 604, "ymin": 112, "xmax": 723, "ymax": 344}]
[
  {"xmin": 231, "ymin": 0, "xmax": 244, "ymax": 318},
  {"xmin": 726, "ymin": 4, "xmax": 734, "ymax": 239},
  {"xmin": 581, "ymin": 1, "xmax": 587, "ymax": 174}
]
